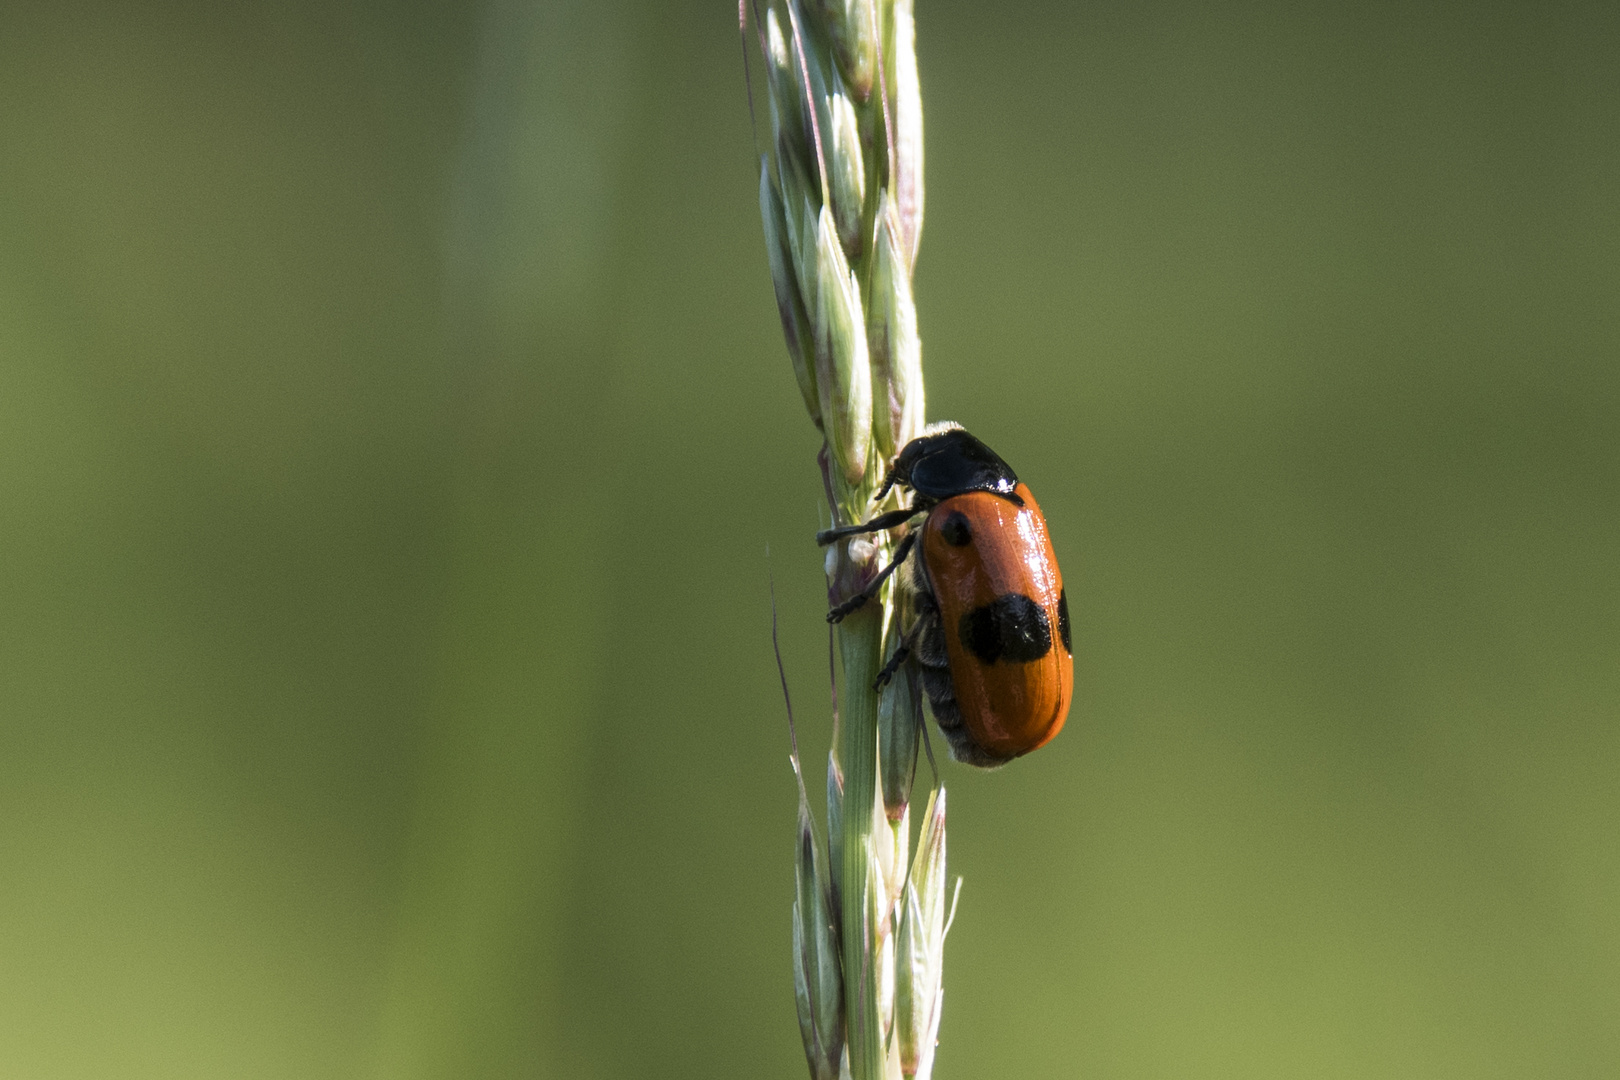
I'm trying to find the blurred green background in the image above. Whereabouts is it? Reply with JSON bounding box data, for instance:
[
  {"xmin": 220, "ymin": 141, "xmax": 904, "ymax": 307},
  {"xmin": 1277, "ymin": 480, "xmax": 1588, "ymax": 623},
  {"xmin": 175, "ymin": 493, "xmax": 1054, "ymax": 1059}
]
[{"xmin": 2, "ymin": 1, "xmax": 1617, "ymax": 1077}]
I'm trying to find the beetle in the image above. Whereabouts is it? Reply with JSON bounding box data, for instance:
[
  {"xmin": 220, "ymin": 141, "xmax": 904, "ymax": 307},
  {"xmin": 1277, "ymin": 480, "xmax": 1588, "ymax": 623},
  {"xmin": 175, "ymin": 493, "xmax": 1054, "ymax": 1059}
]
[{"xmin": 817, "ymin": 423, "xmax": 1072, "ymax": 767}]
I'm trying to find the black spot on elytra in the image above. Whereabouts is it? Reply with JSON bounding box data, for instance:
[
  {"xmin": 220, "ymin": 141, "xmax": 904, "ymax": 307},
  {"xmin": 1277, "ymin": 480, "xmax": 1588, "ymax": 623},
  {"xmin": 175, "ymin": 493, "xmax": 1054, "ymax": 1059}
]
[
  {"xmin": 958, "ymin": 593, "xmax": 1052, "ymax": 664},
  {"xmin": 1057, "ymin": 588, "xmax": 1071, "ymax": 655},
  {"xmin": 939, "ymin": 511, "xmax": 972, "ymax": 546}
]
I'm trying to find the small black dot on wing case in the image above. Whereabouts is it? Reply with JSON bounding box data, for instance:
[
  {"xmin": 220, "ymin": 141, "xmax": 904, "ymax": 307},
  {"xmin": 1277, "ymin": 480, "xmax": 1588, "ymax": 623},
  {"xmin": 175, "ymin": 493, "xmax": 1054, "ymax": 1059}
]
[{"xmin": 939, "ymin": 511, "xmax": 972, "ymax": 546}]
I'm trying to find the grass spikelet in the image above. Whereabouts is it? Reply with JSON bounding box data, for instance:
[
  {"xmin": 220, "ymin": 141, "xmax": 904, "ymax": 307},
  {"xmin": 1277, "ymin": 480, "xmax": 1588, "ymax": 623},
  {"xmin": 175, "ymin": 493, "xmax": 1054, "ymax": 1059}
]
[{"xmin": 744, "ymin": 3, "xmax": 955, "ymax": 1078}]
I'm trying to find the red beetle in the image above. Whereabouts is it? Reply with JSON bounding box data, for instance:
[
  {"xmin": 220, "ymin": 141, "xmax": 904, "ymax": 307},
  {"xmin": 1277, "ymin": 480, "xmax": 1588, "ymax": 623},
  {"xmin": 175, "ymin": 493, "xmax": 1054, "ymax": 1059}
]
[{"xmin": 818, "ymin": 424, "xmax": 1072, "ymax": 766}]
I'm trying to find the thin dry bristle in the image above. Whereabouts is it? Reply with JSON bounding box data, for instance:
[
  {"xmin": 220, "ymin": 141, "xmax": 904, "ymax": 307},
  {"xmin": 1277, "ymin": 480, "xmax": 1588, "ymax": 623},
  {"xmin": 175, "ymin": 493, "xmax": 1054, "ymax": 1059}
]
[
  {"xmin": 738, "ymin": 2, "xmax": 762, "ymax": 160},
  {"xmin": 769, "ymin": 569, "xmax": 803, "ymax": 773}
]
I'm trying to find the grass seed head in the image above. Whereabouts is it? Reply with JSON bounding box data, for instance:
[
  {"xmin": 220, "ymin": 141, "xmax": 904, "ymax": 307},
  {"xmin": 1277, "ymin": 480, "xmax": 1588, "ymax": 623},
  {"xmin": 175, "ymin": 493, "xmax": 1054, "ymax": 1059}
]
[
  {"xmin": 876, "ymin": 628, "xmax": 921, "ymax": 818},
  {"xmin": 747, "ymin": 4, "xmax": 950, "ymax": 1078},
  {"xmin": 866, "ymin": 196, "xmax": 923, "ymax": 459},
  {"xmin": 787, "ymin": 174, "xmax": 820, "ymax": 319},
  {"xmin": 896, "ymin": 789, "xmax": 953, "ymax": 1078},
  {"xmin": 795, "ymin": 769, "xmax": 846, "ymax": 1080},
  {"xmin": 885, "ymin": 0, "xmax": 923, "ymax": 269},
  {"xmin": 855, "ymin": 826, "xmax": 900, "ymax": 1077},
  {"xmin": 870, "ymin": 844, "xmax": 898, "ymax": 1051},
  {"xmin": 826, "ymin": 751, "xmax": 845, "ymax": 912},
  {"xmin": 811, "ymin": 205, "xmax": 872, "ymax": 486},
  {"xmin": 825, "ymin": 90, "xmax": 867, "ymax": 259},
  {"xmin": 766, "ymin": 7, "xmax": 812, "ymax": 177},
  {"xmin": 762, "ymin": 160, "xmax": 821, "ymax": 425},
  {"xmin": 816, "ymin": 0, "xmax": 878, "ymax": 101}
]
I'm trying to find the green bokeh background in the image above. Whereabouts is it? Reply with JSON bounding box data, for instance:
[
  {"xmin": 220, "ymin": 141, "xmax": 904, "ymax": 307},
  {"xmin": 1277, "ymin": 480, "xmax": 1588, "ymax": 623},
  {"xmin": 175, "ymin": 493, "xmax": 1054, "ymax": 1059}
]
[{"xmin": 2, "ymin": 2, "xmax": 1617, "ymax": 1077}]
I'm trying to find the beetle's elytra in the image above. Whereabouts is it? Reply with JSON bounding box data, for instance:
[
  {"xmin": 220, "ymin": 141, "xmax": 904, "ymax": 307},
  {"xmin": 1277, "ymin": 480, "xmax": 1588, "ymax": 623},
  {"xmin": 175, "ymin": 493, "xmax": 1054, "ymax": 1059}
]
[{"xmin": 818, "ymin": 424, "xmax": 1072, "ymax": 767}]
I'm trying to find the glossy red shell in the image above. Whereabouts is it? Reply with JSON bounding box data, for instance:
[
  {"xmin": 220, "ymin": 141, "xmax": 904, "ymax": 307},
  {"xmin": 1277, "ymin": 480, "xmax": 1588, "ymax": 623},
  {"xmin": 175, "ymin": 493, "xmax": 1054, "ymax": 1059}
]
[{"xmin": 918, "ymin": 483, "xmax": 1071, "ymax": 759}]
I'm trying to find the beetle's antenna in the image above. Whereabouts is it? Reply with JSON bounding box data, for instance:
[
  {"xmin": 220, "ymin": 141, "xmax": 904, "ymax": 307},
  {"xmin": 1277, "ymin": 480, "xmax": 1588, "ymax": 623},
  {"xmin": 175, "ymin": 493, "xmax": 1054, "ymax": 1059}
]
[{"xmin": 872, "ymin": 463, "xmax": 902, "ymax": 503}]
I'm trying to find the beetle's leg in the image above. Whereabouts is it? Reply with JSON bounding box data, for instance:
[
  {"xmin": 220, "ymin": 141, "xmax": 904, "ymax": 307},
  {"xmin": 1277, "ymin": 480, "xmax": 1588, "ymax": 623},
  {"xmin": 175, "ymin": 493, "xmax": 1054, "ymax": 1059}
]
[
  {"xmin": 873, "ymin": 643, "xmax": 909, "ymax": 688},
  {"xmin": 816, "ymin": 505, "xmax": 922, "ymax": 546},
  {"xmin": 827, "ymin": 533, "xmax": 917, "ymax": 624},
  {"xmin": 873, "ymin": 623, "xmax": 919, "ymax": 689}
]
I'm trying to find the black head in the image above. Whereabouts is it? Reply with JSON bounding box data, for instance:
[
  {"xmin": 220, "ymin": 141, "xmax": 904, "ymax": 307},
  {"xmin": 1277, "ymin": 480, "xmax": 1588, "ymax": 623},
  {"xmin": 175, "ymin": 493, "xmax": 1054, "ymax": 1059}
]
[{"xmin": 883, "ymin": 426, "xmax": 1020, "ymax": 502}]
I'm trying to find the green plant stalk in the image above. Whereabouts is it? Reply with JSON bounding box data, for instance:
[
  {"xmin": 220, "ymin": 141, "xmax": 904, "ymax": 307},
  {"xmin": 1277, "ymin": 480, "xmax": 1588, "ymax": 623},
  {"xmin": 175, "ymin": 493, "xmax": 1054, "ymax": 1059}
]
[
  {"xmin": 836, "ymin": 601, "xmax": 884, "ymax": 1079},
  {"xmin": 829, "ymin": 452, "xmax": 914, "ymax": 1079}
]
